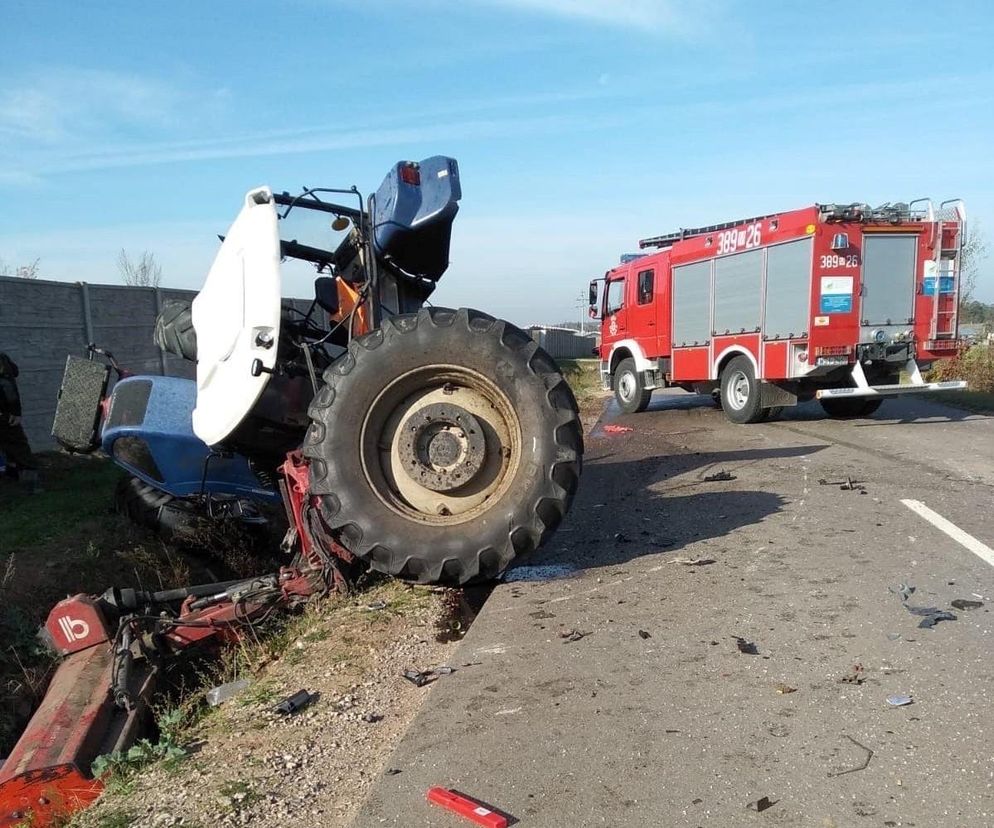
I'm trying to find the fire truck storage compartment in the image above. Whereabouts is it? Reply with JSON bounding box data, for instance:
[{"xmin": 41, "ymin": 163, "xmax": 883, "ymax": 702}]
[
  {"xmin": 861, "ymin": 234, "xmax": 917, "ymax": 328},
  {"xmin": 713, "ymin": 249, "xmax": 762, "ymax": 336},
  {"xmin": 672, "ymin": 260, "xmax": 711, "ymax": 347},
  {"xmin": 764, "ymin": 237, "xmax": 812, "ymax": 340}
]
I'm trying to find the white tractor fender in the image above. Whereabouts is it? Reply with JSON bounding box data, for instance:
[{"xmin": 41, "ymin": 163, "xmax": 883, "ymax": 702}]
[
  {"xmin": 712, "ymin": 345, "xmax": 759, "ymax": 381},
  {"xmin": 192, "ymin": 186, "xmax": 282, "ymax": 446}
]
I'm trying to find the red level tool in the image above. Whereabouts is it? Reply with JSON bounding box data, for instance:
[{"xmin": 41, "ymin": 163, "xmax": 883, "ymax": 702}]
[{"xmin": 427, "ymin": 787, "xmax": 508, "ymax": 828}]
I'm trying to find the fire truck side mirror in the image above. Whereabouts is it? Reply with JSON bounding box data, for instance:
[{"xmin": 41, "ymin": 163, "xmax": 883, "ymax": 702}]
[{"xmin": 588, "ymin": 306, "xmax": 599, "ymax": 319}]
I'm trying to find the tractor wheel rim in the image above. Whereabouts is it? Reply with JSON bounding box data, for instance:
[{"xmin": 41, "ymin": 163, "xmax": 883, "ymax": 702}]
[
  {"xmin": 361, "ymin": 366, "xmax": 521, "ymax": 525},
  {"xmin": 727, "ymin": 370, "xmax": 751, "ymax": 410}
]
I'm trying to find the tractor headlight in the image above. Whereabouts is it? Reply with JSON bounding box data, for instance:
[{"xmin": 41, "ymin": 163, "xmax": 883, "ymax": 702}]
[{"xmin": 872, "ymin": 329, "xmax": 886, "ymax": 344}]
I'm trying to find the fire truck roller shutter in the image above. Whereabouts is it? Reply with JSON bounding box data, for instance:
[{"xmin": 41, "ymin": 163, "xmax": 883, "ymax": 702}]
[
  {"xmin": 861, "ymin": 234, "xmax": 917, "ymax": 333},
  {"xmin": 764, "ymin": 238, "xmax": 813, "ymax": 340},
  {"xmin": 672, "ymin": 260, "xmax": 711, "ymax": 347},
  {"xmin": 713, "ymin": 249, "xmax": 762, "ymax": 336}
]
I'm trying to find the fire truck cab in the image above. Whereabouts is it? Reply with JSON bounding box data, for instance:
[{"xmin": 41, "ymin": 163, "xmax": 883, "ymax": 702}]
[{"xmin": 590, "ymin": 200, "xmax": 969, "ymax": 423}]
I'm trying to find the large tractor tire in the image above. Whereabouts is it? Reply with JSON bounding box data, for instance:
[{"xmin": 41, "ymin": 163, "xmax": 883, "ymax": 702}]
[
  {"xmin": 154, "ymin": 300, "xmax": 197, "ymax": 362},
  {"xmin": 302, "ymin": 307, "xmax": 583, "ymax": 585},
  {"xmin": 614, "ymin": 358, "xmax": 652, "ymax": 414},
  {"xmin": 820, "ymin": 397, "xmax": 883, "ymax": 419}
]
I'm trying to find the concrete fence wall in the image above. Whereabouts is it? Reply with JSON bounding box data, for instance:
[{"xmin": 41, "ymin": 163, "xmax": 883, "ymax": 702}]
[
  {"xmin": 0, "ymin": 276, "xmax": 199, "ymax": 451},
  {"xmin": 527, "ymin": 326, "xmax": 599, "ymax": 360}
]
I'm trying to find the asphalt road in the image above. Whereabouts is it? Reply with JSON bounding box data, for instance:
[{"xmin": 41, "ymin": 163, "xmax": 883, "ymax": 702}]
[{"xmin": 354, "ymin": 392, "xmax": 994, "ymax": 827}]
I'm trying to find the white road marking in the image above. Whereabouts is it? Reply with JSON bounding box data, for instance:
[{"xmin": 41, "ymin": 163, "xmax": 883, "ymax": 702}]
[{"xmin": 901, "ymin": 499, "xmax": 994, "ymax": 568}]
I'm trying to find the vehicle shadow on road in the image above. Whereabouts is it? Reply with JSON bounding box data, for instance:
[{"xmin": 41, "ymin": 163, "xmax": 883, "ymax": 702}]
[{"xmin": 536, "ymin": 443, "xmax": 818, "ymax": 573}]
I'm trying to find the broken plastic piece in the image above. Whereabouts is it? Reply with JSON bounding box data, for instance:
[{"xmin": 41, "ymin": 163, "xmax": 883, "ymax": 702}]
[
  {"xmin": 827, "ymin": 735, "xmax": 874, "ymax": 777},
  {"xmin": 774, "ymin": 683, "xmax": 797, "ymax": 695},
  {"xmin": 918, "ymin": 610, "xmax": 956, "ymax": 629},
  {"xmin": 602, "ymin": 424, "xmax": 633, "ymax": 434},
  {"xmin": 886, "ymin": 694, "xmax": 913, "ymax": 707},
  {"xmin": 732, "ymin": 636, "xmax": 758, "ymax": 655},
  {"xmin": 638, "ymin": 630, "xmax": 651, "ymax": 640},
  {"xmin": 427, "ymin": 787, "xmax": 509, "ymax": 828},
  {"xmin": 889, "ymin": 583, "xmax": 916, "ymax": 602},
  {"xmin": 274, "ymin": 689, "xmax": 314, "ymax": 715},
  {"xmin": 205, "ymin": 678, "xmax": 250, "ymax": 707},
  {"xmin": 746, "ymin": 796, "xmax": 775, "ymax": 812},
  {"xmin": 365, "ymin": 599, "xmax": 388, "ymax": 611},
  {"xmin": 840, "ymin": 664, "xmax": 865, "ymax": 685},
  {"xmin": 559, "ymin": 628, "xmax": 590, "ymax": 643},
  {"xmin": 951, "ymin": 599, "xmax": 983, "ymax": 611}
]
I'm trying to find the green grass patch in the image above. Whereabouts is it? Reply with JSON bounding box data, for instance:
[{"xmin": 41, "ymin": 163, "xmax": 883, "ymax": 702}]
[
  {"xmin": 923, "ymin": 390, "xmax": 994, "ymax": 414},
  {"xmin": 557, "ymin": 358, "xmax": 603, "ymax": 401}
]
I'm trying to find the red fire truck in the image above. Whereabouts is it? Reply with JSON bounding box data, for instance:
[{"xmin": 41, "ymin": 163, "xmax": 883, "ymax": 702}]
[{"xmin": 590, "ymin": 200, "xmax": 969, "ymax": 423}]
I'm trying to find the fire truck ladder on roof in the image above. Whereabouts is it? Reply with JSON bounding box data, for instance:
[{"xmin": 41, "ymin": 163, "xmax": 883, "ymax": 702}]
[{"xmin": 638, "ymin": 213, "xmax": 780, "ymax": 250}]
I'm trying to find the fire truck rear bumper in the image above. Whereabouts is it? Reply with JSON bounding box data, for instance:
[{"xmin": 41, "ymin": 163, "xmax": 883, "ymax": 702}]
[{"xmin": 815, "ymin": 359, "xmax": 967, "ymax": 399}]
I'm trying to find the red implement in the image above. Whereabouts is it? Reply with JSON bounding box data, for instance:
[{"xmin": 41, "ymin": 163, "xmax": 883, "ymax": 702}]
[{"xmin": 427, "ymin": 787, "xmax": 509, "ymax": 828}]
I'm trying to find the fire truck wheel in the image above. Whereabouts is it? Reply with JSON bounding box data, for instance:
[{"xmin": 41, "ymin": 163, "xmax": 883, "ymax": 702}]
[
  {"xmin": 614, "ymin": 358, "xmax": 652, "ymax": 414},
  {"xmin": 303, "ymin": 307, "xmax": 584, "ymax": 586},
  {"xmin": 720, "ymin": 356, "xmax": 765, "ymax": 424},
  {"xmin": 820, "ymin": 398, "xmax": 883, "ymax": 418}
]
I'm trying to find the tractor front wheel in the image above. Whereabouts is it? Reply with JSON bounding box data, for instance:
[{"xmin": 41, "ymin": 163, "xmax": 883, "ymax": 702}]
[{"xmin": 303, "ymin": 307, "xmax": 583, "ymax": 585}]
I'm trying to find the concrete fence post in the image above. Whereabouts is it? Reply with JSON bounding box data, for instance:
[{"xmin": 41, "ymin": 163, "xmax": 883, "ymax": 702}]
[{"xmin": 79, "ymin": 282, "xmax": 94, "ymax": 351}]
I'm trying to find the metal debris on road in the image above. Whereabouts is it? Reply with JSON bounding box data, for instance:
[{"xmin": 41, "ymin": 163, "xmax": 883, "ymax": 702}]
[
  {"xmin": 746, "ymin": 796, "xmax": 776, "ymax": 812},
  {"xmin": 951, "ymin": 599, "xmax": 984, "ymax": 611},
  {"xmin": 613, "ymin": 532, "xmax": 629, "ymax": 543},
  {"xmin": 402, "ymin": 666, "xmax": 457, "ymax": 687},
  {"xmin": 638, "ymin": 629, "xmax": 651, "ymax": 640},
  {"xmin": 774, "ymin": 683, "xmax": 797, "ymax": 695},
  {"xmin": 703, "ymin": 470, "xmax": 736, "ymax": 482},
  {"xmin": 386, "ymin": 768, "xmax": 402, "ymax": 776},
  {"xmin": 362, "ymin": 712, "xmax": 384, "ymax": 723},
  {"xmin": 602, "ymin": 424, "xmax": 634, "ymax": 434},
  {"xmin": 818, "ymin": 476, "xmax": 866, "ymax": 491},
  {"xmin": 732, "ymin": 636, "xmax": 759, "ymax": 655},
  {"xmin": 273, "ymin": 689, "xmax": 315, "ymax": 716},
  {"xmin": 559, "ymin": 628, "xmax": 591, "ymax": 643},
  {"xmin": 668, "ymin": 557, "xmax": 716, "ymax": 566},
  {"xmin": 840, "ymin": 663, "xmax": 865, "ymax": 684},
  {"xmin": 886, "ymin": 694, "xmax": 913, "ymax": 707},
  {"xmin": 828, "ymin": 735, "xmax": 874, "ymax": 777}
]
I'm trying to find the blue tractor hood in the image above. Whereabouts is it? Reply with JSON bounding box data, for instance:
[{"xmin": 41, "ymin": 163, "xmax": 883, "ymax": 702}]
[{"xmin": 101, "ymin": 375, "xmax": 278, "ymax": 501}]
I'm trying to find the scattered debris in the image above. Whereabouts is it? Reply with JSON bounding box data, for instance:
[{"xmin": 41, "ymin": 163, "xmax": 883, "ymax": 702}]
[
  {"xmin": 732, "ymin": 636, "xmax": 759, "ymax": 655},
  {"xmin": 365, "ymin": 599, "xmax": 389, "ymax": 611},
  {"xmin": 613, "ymin": 532, "xmax": 629, "ymax": 543},
  {"xmin": 559, "ymin": 628, "xmax": 591, "ymax": 643},
  {"xmin": 840, "ymin": 663, "xmax": 865, "ymax": 685},
  {"xmin": 746, "ymin": 796, "xmax": 776, "ymax": 812},
  {"xmin": 774, "ymin": 683, "xmax": 797, "ymax": 695},
  {"xmin": 427, "ymin": 786, "xmax": 510, "ymax": 828},
  {"xmin": 205, "ymin": 678, "xmax": 251, "ymax": 707},
  {"xmin": 889, "ymin": 583, "xmax": 916, "ymax": 602},
  {"xmin": 668, "ymin": 557, "xmax": 716, "ymax": 566},
  {"xmin": 819, "ymin": 476, "xmax": 865, "ymax": 492},
  {"xmin": 602, "ymin": 424, "xmax": 634, "ymax": 434},
  {"xmin": 273, "ymin": 689, "xmax": 315, "ymax": 716},
  {"xmin": 402, "ymin": 666, "xmax": 458, "ymax": 687},
  {"xmin": 916, "ymin": 609, "xmax": 957, "ymax": 629},
  {"xmin": 886, "ymin": 694, "xmax": 913, "ymax": 707},
  {"xmin": 828, "ymin": 735, "xmax": 874, "ymax": 777},
  {"xmin": 886, "ymin": 632, "xmax": 902, "ymax": 641},
  {"xmin": 638, "ymin": 629, "xmax": 652, "ymax": 640},
  {"xmin": 386, "ymin": 768, "xmax": 402, "ymax": 776},
  {"xmin": 951, "ymin": 598, "xmax": 984, "ymax": 611},
  {"xmin": 362, "ymin": 712, "xmax": 384, "ymax": 723},
  {"xmin": 703, "ymin": 470, "xmax": 736, "ymax": 482}
]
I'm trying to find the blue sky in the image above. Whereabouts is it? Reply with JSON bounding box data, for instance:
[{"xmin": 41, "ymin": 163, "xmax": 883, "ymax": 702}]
[{"xmin": 2, "ymin": 0, "xmax": 993, "ymax": 324}]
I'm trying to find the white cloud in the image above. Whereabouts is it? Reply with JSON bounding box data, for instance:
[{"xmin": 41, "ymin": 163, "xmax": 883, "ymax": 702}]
[{"xmin": 470, "ymin": 0, "xmax": 697, "ymax": 33}]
